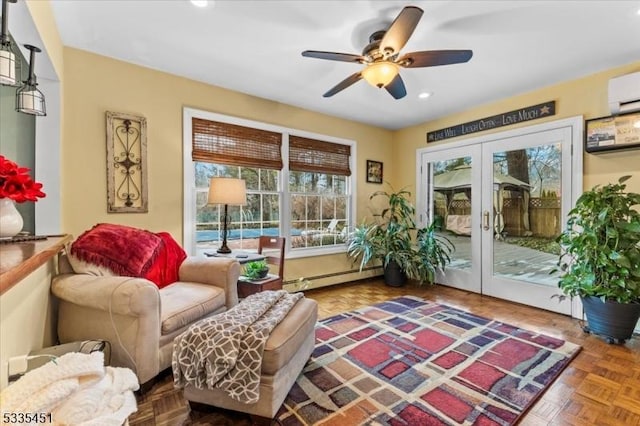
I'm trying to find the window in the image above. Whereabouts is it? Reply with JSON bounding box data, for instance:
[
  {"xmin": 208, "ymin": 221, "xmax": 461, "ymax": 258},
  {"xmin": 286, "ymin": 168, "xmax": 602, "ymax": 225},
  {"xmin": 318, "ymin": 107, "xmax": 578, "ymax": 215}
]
[
  {"xmin": 183, "ymin": 108, "xmax": 355, "ymax": 257},
  {"xmin": 289, "ymin": 136, "xmax": 351, "ymax": 249},
  {"xmin": 290, "ymin": 172, "xmax": 349, "ymax": 248},
  {"xmin": 195, "ymin": 163, "xmax": 280, "ymax": 252}
]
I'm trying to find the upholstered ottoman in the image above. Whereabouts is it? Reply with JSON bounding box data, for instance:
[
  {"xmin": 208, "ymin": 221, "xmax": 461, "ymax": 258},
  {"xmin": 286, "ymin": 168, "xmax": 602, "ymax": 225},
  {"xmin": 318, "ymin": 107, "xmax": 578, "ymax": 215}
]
[{"xmin": 183, "ymin": 297, "xmax": 318, "ymax": 420}]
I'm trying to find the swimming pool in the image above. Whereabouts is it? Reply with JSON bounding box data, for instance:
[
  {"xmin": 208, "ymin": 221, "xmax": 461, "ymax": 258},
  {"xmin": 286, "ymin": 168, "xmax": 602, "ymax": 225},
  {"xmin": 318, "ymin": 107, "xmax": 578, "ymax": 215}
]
[{"xmin": 197, "ymin": 228, "xmax": 302, "ymax": 242}]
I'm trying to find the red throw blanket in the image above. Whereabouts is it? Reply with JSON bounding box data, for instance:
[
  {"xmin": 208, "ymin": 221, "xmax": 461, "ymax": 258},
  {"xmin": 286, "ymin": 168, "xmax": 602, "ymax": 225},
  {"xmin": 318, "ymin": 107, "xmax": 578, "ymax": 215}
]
[
  {"xmin": 145, "ymin": 232, "xmax": 187, "ymax": 288},
  {"xmin": 71, "ymin": 223, "xmax": 186, "ymax": 288}
]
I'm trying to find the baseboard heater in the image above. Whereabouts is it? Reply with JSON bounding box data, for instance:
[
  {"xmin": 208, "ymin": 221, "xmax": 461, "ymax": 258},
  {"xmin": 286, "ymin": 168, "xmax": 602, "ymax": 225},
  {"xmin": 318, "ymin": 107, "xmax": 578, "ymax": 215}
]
[{"xmin": 283, "ymin": 265, "xmax": 382, "ymax": 289}]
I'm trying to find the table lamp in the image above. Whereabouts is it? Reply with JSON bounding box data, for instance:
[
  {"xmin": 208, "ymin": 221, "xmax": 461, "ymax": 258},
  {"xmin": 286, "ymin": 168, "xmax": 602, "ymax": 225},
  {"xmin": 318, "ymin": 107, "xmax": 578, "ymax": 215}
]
[{"xmin": 208, "ymin": 177, "xmax": 247, "ymax": 253}]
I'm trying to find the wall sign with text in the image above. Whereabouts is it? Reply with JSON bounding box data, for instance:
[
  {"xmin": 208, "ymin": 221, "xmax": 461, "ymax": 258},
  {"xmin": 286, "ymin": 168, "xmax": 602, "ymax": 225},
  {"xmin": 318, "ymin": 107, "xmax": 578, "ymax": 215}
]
[{"xmin": 426, "ymin": 101, "xmax": 556, "ymax": 143}]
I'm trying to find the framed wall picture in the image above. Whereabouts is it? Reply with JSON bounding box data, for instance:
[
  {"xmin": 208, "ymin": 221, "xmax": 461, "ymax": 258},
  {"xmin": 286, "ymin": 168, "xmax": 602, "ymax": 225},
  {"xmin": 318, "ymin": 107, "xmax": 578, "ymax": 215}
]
[
  {"xmin": 366, "ymin": 160, "xmax": 383, "ymax": 184},
  {"xmin": 585, "ymin": 111, "xmax": 640, "ymax": 153}
]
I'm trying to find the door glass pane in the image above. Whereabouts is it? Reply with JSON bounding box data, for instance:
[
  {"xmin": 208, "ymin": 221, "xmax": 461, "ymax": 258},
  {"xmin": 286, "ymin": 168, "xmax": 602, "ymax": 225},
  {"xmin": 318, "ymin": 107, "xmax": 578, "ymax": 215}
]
[
  {"xmin": 491, "ymin": 144, "xmax": 562, "ymax": 286},
  {"xmin": 430, "ymin": 156, "xmax": 473, "ymax": 272}
]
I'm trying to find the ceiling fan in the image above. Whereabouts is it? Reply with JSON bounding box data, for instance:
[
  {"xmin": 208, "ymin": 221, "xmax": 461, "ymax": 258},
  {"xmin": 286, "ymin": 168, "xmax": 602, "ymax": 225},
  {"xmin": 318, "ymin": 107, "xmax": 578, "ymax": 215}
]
[{"xmin": 301, "ymin": 6, "xmax": 473, "ymax": 99}]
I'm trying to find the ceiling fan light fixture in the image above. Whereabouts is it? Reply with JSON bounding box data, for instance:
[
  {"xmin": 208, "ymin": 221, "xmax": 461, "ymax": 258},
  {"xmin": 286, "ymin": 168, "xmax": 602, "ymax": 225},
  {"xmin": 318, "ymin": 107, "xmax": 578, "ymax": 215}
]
[
  {"xmin": 361, "ymin": 61, "xmax": 399, "ymax": 88},
  {"xmin": 302, "ymin": 6, "xmax": 471, "ymax": 99}
]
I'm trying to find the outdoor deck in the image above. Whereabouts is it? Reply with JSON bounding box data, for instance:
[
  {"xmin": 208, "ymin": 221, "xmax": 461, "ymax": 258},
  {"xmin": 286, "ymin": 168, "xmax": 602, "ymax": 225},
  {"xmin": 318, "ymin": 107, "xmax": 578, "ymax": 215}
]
[{"xmin": 443, "ymin": 233, "xmax": 560, "ymax": 286}]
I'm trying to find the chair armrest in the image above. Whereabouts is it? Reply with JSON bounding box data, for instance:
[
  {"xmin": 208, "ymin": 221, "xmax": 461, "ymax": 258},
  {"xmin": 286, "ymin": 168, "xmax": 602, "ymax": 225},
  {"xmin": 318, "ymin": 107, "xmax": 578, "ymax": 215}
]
[
  {"xmin": 52, "ymin": 273, "xmax": 161, "ymax": 385},
  {"xmin": 178, "ymin": 257, "xmax": 240, "ymax": 308},
  {"xmin": 51, "ymin": 274, "xmax": 160, "ymax": 317}
]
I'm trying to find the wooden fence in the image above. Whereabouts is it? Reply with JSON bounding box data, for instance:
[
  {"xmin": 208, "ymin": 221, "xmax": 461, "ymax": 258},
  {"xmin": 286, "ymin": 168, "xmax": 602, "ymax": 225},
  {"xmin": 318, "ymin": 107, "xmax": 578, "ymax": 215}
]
[{"xmin": 435, "ymin": 197, "xmax": 561, "ymax": 238}]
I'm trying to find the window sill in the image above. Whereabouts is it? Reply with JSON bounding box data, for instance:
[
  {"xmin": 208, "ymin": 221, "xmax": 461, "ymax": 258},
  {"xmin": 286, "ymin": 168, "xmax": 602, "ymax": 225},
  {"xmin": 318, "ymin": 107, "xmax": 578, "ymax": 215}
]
[{"xmin": 287, "ymin": 245, "xmax": 347, "ymax": 259}]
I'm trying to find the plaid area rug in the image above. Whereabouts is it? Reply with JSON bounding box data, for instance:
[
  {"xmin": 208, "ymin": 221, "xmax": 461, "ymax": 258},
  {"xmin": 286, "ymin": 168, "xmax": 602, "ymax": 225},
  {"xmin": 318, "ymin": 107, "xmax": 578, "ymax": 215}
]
[{"xmin": 276, "ymin": 296, "xmax": 581, "ymax": 425}]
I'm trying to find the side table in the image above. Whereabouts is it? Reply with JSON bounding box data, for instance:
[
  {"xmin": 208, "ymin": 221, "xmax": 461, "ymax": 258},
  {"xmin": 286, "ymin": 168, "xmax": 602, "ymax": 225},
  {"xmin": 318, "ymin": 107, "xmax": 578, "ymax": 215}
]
[{"xmin": 237, "ymin": 275, "xmax": 283, "ymax": 298}]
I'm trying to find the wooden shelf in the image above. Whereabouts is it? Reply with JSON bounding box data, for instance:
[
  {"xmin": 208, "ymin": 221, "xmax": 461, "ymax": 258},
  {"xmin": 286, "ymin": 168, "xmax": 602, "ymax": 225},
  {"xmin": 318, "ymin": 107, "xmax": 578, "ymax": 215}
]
[{"xmin": 0, "ymin": 234, "xmax": 72, "ymax": 296}]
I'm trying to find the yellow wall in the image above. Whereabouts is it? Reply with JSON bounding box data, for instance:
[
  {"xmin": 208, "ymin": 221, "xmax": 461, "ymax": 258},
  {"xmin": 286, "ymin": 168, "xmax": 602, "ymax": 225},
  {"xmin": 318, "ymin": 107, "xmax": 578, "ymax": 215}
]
[
  {"xmin": 0, "ymin": 261, "xmax": 58, "ymax": 389},
  {"xmin": 60, "ymin": 50, "xmax": 640, "ymax": 286},
  {"xmin": 62, "ymin": 48, "xmax": 393, "ymax": 286},
  {"xmin": 392, "ymin": 61, "xmax": 640, "ymax": 198}
]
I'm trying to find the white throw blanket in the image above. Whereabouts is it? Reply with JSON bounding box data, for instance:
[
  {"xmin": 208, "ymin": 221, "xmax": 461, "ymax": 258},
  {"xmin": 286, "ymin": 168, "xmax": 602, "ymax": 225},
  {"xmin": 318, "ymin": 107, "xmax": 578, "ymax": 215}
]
[
  {"xmin": 172, "ymin": 290, "xmax": 303, "ymax": 404},
  {"xmin": 0, "ymin": 352, "xmax": 139, "ymax": 425}
]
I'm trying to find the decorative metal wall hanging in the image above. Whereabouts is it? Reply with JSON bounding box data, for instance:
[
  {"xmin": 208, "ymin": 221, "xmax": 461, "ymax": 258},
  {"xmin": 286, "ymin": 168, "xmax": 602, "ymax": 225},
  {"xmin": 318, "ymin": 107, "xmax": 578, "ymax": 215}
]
[{"xmin": 106, "ymin": 111, "xmax": 148, "ymax": 213}]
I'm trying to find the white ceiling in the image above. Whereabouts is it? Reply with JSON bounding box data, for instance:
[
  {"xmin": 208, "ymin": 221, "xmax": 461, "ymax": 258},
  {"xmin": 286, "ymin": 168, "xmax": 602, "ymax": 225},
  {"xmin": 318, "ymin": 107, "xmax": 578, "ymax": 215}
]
[{"xmin": 49, "ymin": 0, "xmax": 640, "ymax": 130}]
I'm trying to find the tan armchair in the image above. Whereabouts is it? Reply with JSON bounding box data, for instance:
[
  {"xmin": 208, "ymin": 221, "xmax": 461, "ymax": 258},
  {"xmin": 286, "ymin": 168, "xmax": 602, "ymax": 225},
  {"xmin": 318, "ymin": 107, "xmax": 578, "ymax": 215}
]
[{"xmin": 51, "ymin": 254, "xmax": 241, "ymax": 386}]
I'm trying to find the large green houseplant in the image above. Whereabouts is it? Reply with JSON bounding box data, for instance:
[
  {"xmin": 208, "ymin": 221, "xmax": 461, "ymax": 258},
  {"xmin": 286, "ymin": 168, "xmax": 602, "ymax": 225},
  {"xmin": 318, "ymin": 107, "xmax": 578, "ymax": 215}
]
[
  {"xmin": 347, "ymin": 186, "xmax": 454, "ymax": 286},
  {"xmin": 555, "ymin": 175, "xmax": 640, "ymax": 343}
]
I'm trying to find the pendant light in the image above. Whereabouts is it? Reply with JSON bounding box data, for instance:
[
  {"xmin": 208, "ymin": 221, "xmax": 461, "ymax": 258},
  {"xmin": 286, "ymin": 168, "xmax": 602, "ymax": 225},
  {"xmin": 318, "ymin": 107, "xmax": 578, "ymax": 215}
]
[
  {"xmin": 0, "ymin": 0, "xmax": 18, "ymax": 86},
  {"xmin": 16, "ymin": 44, "xmax": 46, "ymax": 116}
]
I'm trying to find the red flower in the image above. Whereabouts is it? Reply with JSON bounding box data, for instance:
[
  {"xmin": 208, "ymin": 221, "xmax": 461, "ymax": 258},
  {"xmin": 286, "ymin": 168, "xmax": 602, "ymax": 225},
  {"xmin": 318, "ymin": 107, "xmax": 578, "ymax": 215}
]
[{"xmin": 0, "ymin": 155, "xmax": 46, "ymax": 203}]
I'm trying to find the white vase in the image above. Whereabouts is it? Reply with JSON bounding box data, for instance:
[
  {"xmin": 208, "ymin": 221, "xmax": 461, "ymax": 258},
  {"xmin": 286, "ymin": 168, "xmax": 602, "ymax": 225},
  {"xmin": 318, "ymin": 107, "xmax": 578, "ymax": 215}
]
[{"xmin": 0, "ymin": 199, "xmax": 24, "ymax": 238}]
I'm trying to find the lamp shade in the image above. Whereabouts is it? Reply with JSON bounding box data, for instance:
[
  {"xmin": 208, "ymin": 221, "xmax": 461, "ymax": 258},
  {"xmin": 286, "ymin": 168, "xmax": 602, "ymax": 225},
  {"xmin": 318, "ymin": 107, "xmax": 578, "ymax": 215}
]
[
  {"xmin": 361, "ymin": 61, "xmax": 399, "ymax": 88},
  {"xmin": 16, "ymin": 84, "xmax": 46, "ymax": 116},
  {"xmin": 0, "ymin": 48, "xmax": 16, "ymax": 85},
  {"xmin": 1, "ymin": 0, "xmax": 18, "ymax": 86},
  {"xmin": 208, "ymin": 177, "xmax": 247, "ymax": 205}
]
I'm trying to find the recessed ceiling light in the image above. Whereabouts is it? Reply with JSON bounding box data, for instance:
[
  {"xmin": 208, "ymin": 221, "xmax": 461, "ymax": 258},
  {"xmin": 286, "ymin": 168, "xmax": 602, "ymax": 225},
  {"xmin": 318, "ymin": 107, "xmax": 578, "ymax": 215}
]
[
  {"xmin": 418, "ymin": 92, "xmax": 432, "ymax": 99},
  {"xmin": 191, "ymin": 0, "xmax": 208, "ymax": 7}
]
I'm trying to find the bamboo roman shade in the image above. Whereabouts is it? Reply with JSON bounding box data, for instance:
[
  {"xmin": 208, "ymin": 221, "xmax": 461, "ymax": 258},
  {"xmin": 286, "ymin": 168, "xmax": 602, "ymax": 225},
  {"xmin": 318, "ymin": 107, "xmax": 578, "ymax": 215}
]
[
  {"xmin": 192, "ymin": 118, "xmax": 283, "ymax": 170},
  {"xmin": 289, "ymin": 136, "xmax": 351, "ymax": 176}
]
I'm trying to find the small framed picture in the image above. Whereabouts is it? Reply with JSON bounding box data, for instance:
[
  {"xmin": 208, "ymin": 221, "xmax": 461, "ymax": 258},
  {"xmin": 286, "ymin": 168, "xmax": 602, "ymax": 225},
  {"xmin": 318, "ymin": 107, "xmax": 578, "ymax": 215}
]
[{"xmin": 366, "ymin": 160, "xmax": 383, "ymax": 184}]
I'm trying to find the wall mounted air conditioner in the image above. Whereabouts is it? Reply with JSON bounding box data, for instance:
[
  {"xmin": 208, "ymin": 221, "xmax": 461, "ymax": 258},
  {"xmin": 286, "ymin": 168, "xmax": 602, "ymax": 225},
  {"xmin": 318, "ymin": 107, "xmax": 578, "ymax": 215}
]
[{"xmin": 608, "ymin": 72, "xmax": 640, "ymax": 114}]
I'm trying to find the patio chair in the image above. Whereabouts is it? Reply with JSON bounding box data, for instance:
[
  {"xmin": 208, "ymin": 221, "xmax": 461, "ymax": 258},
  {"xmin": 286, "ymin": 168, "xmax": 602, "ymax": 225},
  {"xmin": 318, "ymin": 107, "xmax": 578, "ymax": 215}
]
[{"xmin": 300, "ymin": 219, "xmax": 339, "ymax": 238}]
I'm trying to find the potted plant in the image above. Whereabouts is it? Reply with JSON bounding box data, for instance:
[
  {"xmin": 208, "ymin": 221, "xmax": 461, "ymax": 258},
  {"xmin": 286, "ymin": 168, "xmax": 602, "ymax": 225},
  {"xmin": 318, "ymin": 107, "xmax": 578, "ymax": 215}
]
[
  {"xmin": 555, "ymin": 175, "xmax": 640, "ymax": 343},
  {"xmin": 347, "ymin": 186, "xmax": 454, "ymax": 286},
  {"xmin": 243, "ymin": 260, "xmax": 269, "ymax": 280},
  {"xmin": 0, "ymin": 155, "xmax": 46, "ymax": 238}
]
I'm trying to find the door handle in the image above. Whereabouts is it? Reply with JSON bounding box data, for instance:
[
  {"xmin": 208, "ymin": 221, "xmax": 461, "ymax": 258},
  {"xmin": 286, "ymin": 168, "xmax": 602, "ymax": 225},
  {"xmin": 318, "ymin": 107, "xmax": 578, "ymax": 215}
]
[{"xmin": 483, "ymin": 210, "xmax": 490, "ymax": 231}]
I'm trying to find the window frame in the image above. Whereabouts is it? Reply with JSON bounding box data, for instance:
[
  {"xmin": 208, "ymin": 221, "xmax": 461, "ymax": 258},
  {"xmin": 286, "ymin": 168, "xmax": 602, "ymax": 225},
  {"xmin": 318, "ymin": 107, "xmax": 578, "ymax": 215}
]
[{"xmin": 183, "ymin": 107, "xmax": 357, "ymax": 258}]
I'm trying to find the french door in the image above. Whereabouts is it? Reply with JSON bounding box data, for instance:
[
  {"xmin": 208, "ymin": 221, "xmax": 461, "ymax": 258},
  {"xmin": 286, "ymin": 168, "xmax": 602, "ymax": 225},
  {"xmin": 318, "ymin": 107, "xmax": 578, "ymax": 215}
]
[
  {"xmin": 419, "ymin": 118, "xmax": 582, "ymax": 314},
  {"xmin": 422, "ymin": 145, "xmax": 482, "ymax": 294}
]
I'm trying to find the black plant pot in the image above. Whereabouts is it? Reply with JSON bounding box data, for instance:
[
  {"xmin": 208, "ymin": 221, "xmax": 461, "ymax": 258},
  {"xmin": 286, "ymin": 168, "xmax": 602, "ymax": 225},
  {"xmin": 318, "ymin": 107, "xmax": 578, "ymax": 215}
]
[
  {"xmin": 383, "ymin": 260, "xmax": 407, "ymax": 287},
  {"xmin": 581, "ymin": 296, "xmax": 640, "ymax": 343}
]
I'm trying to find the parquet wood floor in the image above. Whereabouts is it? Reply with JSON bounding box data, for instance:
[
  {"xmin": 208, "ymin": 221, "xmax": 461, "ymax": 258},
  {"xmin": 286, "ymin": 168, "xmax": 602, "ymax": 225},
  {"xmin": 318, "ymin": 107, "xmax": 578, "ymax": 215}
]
[{"xmin": 128, "ymin": 278, "xmax": 640, "ymax": 426}]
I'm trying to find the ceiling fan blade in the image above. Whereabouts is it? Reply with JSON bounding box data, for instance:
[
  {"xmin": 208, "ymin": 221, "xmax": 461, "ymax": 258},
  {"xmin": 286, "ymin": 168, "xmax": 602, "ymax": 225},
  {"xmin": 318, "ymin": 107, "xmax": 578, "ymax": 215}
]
[
  {"xmin": 323, "ymin": 72, "xmax": 363, "ymax": 97},
  {"xmin": 385, "ymin": 74, "xmax": 407, "ymax": 99},
  {"xmin": 398, "ymin": 50, "xmax": 473, "ymax": 68},
  {"xmin": 380, "ymin": 6, "xmax": 424, "ymax": 56},
  {"xmin": 302, "ymin": 50, "xmax": 365, "ymax": 63}
]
